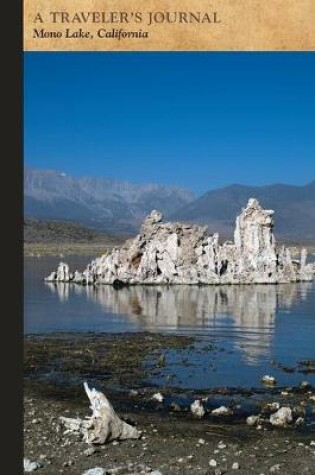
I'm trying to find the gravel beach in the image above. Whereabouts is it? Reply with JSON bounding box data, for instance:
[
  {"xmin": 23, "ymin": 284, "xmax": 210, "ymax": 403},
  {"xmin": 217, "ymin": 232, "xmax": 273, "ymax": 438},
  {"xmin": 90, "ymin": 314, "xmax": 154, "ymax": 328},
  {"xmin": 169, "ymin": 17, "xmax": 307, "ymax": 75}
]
[{"xmin": 24, "ymin": 333, "xmax": 315, "ymax": 475}]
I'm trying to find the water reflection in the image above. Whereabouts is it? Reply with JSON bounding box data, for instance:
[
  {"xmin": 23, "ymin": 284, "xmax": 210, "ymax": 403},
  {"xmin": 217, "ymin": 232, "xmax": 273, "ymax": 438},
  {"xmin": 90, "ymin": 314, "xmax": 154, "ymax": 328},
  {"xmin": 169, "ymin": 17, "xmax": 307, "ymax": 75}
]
[
  {"xmin": 45, "ymin": 281, "xmax": 313, "ymax": 362},
  {"xmin": 45, "ymin": 282, "xmax": 70, "ymax": 302}
]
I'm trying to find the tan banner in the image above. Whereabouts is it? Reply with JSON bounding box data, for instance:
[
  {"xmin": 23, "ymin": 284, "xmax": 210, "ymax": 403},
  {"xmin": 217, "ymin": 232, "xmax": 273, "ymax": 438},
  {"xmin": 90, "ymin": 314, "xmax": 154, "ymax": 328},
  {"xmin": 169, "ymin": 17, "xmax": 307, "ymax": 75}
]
[{"xmin": 24, "ymin": 0, "xmax": 315, "ymax": 51}]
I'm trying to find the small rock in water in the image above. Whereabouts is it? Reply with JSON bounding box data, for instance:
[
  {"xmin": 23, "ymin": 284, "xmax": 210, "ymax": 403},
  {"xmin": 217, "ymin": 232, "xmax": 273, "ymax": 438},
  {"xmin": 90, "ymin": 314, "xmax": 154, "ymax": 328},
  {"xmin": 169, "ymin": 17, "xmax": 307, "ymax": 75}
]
[
  {"xmin": 232, "ymin": 462, "xmax": 240, "ymax": 470},
  {"xmin": 157, "ymin": 354, "xmax": 166, "ymax": 366},
  {"xmin": 211, "ymin": 406, "xmax": 232, "ymax": 416},
  {"xmin": 24, "ymin": 458, "xmax": 41, "ymax": 472},
  {"xmin": 190, "ymin": 399, "xmax": 206, "ymax": 418},
  {"xmin": 246, "ymin": 415, "xmax": 260, "ymax": 426},
  {"xmin": 295, "ymin": 416, "xmax": 304, "ymax": 426},
  {"xmin": 82, "ymin": 469, "xmax": 105, "ymax": 475},
  {"xmin": 270, "ymin": 407, "xmax": 293, "ymax": 427},
  {"xmin": 209, "ymin": 459, "xmax": 218, "ymax": 467},
  {"xmin": 262, "ymin": 375, "xmax": 277, "ymax": 385},
  {"xmin": 170, "ymin": 402, "xmax": 181, "ymax": 412},
  {"xmin": 151, "ymin": 392, "xmax": 164, "ymax": 403},
  {"xmin": 265, "ymin": 402, "xmax": 280, "ymax": 411},
  {"xmin": 198, "ymin": 438, "xmax": 206, "ymax": 445}
]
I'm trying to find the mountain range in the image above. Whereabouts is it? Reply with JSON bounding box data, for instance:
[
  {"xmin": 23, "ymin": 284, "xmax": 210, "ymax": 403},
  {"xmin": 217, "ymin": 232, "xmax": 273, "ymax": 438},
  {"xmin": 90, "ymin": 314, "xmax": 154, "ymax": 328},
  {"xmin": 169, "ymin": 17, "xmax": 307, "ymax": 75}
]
[
  {"xmin": 24, "ymin": 167, "xmax": 195, "ymax": 234},
  {"xmin": 172, "ymin": 181, "xmax": 315, "ymax": 241},
  {"xmin": 24, "ymin": 167, "xmax": 315, "ymax": 241}
]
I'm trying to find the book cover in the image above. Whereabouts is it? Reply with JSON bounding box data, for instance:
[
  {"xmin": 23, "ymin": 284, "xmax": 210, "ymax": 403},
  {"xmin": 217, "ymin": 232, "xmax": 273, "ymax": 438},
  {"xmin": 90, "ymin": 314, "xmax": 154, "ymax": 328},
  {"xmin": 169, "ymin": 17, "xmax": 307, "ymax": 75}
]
[{"xmin": 23, "ymin": 2, "xmax": 315, "ymax": 474}]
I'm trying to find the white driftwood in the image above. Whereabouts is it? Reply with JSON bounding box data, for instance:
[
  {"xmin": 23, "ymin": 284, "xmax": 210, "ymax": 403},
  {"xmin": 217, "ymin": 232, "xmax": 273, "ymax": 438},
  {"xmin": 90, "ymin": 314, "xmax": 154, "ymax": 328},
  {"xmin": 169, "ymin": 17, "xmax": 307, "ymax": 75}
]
[{"xmin": 60, "ymin": 382, "xmax": 140, "ymax": 444}]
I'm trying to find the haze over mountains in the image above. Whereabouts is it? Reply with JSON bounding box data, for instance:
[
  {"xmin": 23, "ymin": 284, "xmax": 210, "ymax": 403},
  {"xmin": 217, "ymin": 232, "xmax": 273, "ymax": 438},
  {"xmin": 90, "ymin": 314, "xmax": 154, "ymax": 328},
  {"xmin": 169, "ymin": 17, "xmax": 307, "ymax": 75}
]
[
  {"xmin": 24, "ymin": 167, "xmax": 195, "ymax": 234},
  {"xmin": 24, "ymin": 167, "xmax": 315, "ymax": 241}
]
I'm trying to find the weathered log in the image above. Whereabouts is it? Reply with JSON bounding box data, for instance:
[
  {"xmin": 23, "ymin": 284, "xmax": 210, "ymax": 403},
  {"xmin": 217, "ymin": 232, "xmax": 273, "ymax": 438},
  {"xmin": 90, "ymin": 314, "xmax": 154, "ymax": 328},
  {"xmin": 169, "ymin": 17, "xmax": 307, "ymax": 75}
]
[{"xmin": 60, "ymin": 382, "xmax": 140, "ymax": 444}]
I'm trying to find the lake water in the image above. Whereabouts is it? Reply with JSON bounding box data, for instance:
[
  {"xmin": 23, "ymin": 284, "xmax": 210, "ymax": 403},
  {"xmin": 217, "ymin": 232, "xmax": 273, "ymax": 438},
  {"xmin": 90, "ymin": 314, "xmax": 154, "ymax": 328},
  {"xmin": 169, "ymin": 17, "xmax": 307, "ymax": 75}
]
[{"xmin": 24, "ymin": 255, "xmax": 315, "ymax": 389}]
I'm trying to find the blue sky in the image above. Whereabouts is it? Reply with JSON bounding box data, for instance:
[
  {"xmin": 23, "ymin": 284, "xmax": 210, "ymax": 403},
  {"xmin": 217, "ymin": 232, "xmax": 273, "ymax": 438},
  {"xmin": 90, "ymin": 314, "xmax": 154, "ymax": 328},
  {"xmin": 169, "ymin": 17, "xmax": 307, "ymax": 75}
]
[{"xmin": 24, "ymin": 53, "xmax": 315, "ymax": 195}]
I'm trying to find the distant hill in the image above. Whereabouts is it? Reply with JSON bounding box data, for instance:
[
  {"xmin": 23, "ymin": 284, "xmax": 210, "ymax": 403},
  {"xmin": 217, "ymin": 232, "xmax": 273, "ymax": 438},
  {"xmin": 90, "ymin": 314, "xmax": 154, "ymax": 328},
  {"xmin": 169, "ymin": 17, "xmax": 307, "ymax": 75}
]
[
  {"xmin": 24, "ymin": 167, "xmax": 315, "ymax": 241},
  {"xmin": 171, "ymin": 181, "xmax": 315, "ymax": 241},
  {"xmin": 24, "ymin": 167, "xmax": 195, "ymax": 234},
  {"xmin": 24, "ymin": 218, "xmax": 121, "ymax": 246}
]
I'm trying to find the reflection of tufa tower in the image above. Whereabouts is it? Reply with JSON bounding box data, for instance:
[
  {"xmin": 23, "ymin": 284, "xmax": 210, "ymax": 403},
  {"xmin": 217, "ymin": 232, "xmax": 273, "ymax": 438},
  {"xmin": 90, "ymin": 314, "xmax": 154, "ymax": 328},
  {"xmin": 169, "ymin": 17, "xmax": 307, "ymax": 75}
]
[{"xmin": 45, "ymin": 280, "xmax": 313, "ymax": 362}]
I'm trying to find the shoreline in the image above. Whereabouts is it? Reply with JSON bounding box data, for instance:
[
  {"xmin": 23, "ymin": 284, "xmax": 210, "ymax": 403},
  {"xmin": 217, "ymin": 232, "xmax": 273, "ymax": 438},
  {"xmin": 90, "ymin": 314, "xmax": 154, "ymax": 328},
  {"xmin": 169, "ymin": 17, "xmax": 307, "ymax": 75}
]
[
  {"xmin": 24, "ymin": 332, "xmax": 315, "ymax": 474},
  {"xmin": 24, "ymin": 242, "xmax": 118, "ymax": 256}
]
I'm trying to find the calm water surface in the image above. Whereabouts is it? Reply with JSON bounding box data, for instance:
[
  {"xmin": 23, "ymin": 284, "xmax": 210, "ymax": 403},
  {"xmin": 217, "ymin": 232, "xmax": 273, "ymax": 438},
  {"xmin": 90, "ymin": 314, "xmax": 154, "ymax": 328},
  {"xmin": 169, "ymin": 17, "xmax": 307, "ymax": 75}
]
[{"xmin": 24, "ymin": 255, "xmax": 315, "ymax": 389}]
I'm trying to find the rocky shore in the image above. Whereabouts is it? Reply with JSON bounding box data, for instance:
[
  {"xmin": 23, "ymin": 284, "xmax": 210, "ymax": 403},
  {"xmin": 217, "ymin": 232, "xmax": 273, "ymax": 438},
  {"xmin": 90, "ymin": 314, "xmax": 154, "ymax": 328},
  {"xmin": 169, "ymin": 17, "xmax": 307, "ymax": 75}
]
[
  {"xmin": 24, "ymin": 333, "xmax": 315, "ymax": 475},
  {"xmin": 45, "ymin": 199, "xmax": 315, "ymax": 286}
]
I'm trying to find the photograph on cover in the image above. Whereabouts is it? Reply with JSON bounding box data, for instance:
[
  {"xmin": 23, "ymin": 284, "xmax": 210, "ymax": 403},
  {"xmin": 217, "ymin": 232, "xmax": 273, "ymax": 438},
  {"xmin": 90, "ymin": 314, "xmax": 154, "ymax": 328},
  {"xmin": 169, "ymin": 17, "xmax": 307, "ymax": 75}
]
[{"xmin": 24, "ymin": 52, "xmax": 315, "ymax": 474}]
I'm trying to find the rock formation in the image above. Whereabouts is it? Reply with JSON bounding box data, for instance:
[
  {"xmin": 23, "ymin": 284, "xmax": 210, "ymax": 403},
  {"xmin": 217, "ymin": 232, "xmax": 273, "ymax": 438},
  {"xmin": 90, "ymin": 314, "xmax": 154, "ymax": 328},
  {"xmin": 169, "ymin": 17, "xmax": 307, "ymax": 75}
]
[
  {"xmin": 45, "ymin": 262, "xmax": 72, "ymax": 282},
  {"xmin": 45, "ymin": 199, "xmax": 314, "ymax": 285}
]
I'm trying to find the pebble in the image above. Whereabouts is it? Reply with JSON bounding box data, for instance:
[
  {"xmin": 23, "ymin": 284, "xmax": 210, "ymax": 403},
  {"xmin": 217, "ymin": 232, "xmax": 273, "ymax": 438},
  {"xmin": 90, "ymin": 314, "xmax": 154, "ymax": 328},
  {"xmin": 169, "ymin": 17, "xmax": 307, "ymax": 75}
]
[
  {"xmin": 211, "ymin": 406, "xmax": 231, "ymax": 416},
  {"xmin": 24, "ymin": 458, "xmax": 41, "ymax": 472},
  {"xmin": 270, "ymin": 407, "xmax": 293, "ymax": 427},
  {"xmin": 265, "ymin": 402, "xmax": 280, "ymax": 411},
  {"xmin": 269, "ymin": 464, "xmax": 281, "ymax": 472},
  {"xmin": 82, "ymin": 469, "xmax": 105, "ymax": 475},
  {"xmin": 262, "ymin": 375, "xmax": 277, "ymax": 385},
  {"xmin": 209, "ymin": 459, "xmax": 217, "ymax": 467},
  {"xmin": 83, "ymin": 446, "xmax": 96, "ymax": 456},
  {"xmin": 218, "ymin": 442, "xmax": 227, "ymax": 449},
  {"xmin": 232, "ymin": 462, "xmax": 240, "ymax": 470},
  {"xmin": 129, "ymin": 389, "xmax": 139, "ymax": 397},
  {"xmin": 246, "ymin": 415, "xmax": 259, "ymax": 426},
  {"xmin": 190, "ymin": 399, "xmax": 206, "ymax": 418},
  {"xmin": 198, "ymin": 438, "xmax": 205, "ymax": 445},
  {"xmin": 295, "ymin": 416, "xmax": 304, "ymax": 426},
  {"xmin": 151, "ymin": 392, "xmax": 164, "ymax": 403}
]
